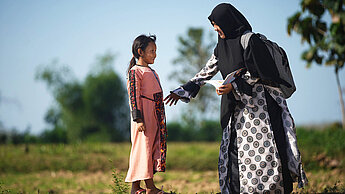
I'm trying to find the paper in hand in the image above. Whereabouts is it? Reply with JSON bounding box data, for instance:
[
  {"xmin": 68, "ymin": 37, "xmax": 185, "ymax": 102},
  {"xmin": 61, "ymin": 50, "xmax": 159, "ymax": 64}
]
[
  {"xmin": 204, "ymin": 68, "xmax": 245, "ymax": 89},
  {"xmin": 204, "ymin": 80, "xmax": 224, "ymax": 89}
]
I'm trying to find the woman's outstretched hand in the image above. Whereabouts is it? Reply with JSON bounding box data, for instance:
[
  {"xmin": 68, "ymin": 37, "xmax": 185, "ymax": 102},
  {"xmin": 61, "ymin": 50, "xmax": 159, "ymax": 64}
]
[
  {"xmin": 216, "ymin": 83, "xmax": 233, "ymax": 95},
  {"xmin": 164, "ymin": 93, "xmax": 181, "ymax": 106}
]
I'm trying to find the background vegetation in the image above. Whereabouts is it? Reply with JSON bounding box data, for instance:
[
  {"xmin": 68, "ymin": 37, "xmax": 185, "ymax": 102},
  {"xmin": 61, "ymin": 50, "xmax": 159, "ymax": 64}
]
[{"xmin": 0, "ymin": 125, "xmax": 344, "ymax": 193}]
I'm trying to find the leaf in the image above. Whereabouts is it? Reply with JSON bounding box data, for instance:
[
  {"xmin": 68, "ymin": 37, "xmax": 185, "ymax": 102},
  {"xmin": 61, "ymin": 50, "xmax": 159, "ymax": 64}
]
[
  {"xmin": 301, "ymin": 17, "xmax": 314, "ymax": 44},
  {"xmin": 302, "ymin": 47, "xmax": 316, "ymax": 61},
  {"xmin": 306, "ymin": 0, "xmax": 325, "ymax": 17},
  {"xmin": 287, "ymin": 12, "xmax": 302, "ymax": 35}
]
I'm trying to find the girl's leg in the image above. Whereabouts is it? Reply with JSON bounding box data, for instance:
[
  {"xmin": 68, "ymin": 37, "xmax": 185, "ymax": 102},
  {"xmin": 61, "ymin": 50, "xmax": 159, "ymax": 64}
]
[
  {"xmin": 131, "ymin": 180, "xmax": 143, "ymax": 194},
  {"xmin": 144, "ymin": 178, "xmax": 160, "ymax": 194}
]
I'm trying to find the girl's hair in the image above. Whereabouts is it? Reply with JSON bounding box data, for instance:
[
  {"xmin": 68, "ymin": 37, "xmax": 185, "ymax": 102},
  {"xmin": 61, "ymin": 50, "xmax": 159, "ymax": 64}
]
[{"xmin": 127, "ymin": 34, "xmax": 156, "ymax": 74}]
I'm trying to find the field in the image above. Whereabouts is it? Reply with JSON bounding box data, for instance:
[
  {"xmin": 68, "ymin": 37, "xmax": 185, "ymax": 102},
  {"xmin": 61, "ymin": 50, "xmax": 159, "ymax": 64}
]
[{"xmin": 1, "ymin": 127, "xmax": 345, "ymax": 193}]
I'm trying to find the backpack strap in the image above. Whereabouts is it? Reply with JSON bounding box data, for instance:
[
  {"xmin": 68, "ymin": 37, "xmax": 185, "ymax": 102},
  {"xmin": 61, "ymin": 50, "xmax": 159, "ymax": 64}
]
[{"xmin": 240, "ymin": 31, "xmax": 254, "ymax": 50}]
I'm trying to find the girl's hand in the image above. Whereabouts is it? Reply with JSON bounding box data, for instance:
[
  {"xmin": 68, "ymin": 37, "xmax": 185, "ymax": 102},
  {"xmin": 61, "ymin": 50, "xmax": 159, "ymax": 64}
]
[
  {"xmin": 164, "ymin": 93, "xmax": 181, "ymax": 106},
  {"xmin": 137, "ymin": 121, "xmax": 146, "ymax": 132},
  {"xmin": 216, "ymin": 83, "xmax": 233, "ymax": 95}
]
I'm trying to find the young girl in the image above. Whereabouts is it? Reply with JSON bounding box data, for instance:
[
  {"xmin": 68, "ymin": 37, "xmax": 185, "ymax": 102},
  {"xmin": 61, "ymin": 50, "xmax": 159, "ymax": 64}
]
[{"xmin": 125, "ymin": 34, "xmax": 167, "ymax": 194}]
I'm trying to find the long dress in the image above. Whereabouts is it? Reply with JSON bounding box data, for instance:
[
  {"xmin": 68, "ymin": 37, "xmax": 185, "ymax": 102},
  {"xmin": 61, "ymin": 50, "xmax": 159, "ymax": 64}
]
[
  {"xmin": 172, "ymin": 36, "xmax": 308, "ymax": 193},
  {"xmin": 125, "ymin": 65, "xmax": 167, "ymax": 182}
]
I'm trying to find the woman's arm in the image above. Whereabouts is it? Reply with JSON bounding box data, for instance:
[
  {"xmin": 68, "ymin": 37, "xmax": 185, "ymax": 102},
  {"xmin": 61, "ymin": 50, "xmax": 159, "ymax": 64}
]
[{"xmin": 164, "ymin": 54, "xmax": 219, "ymax": 106}]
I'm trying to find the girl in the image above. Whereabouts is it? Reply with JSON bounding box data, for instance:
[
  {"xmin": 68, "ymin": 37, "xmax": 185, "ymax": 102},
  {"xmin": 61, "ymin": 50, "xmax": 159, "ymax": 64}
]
[
  {"xmin": 164, "ymin": 3, "xmax": 308, "ymax": 194},
  {"xmin": 125, "ymin": 34, "xmax": 167, "ymax": 194}
]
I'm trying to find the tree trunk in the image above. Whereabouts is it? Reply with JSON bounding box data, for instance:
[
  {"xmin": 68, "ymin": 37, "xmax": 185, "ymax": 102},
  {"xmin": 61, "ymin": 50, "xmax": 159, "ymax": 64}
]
[{"xmin": 335, "ymin": 70, "xmax": 345, "ymax": 129}]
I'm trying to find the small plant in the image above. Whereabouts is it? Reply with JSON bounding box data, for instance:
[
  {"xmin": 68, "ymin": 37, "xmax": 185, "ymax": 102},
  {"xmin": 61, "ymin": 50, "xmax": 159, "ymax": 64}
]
[
  {"xmin": 322, "ymin": 180, "xmax": 345, "ymax": 194},
  {"xmin": 110, "ymin": 168, "xmax": 129, "ymax": 193},
  {"xmin": 0, "ymin": 182, "xmax": 10, "ymax": 194}
]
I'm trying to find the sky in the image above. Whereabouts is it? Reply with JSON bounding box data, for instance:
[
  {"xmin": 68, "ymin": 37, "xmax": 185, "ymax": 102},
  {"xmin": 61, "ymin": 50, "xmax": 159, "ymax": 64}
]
[{"xmin": 0, "ymin": 0, "xmax": 344, "ymax": 134}]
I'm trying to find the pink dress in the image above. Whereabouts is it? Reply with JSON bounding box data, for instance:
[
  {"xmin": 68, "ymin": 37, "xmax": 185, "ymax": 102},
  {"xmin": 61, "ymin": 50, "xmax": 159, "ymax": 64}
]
[{"xmin": 125, "ymin": 65, "xmax": 167, "ymax": 182}]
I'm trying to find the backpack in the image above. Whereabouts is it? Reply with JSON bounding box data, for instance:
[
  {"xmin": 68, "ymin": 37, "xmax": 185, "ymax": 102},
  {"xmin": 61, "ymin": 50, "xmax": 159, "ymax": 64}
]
[{"xmin": 240, "ymin": 32, "xmax": 296, "ymax": 99}]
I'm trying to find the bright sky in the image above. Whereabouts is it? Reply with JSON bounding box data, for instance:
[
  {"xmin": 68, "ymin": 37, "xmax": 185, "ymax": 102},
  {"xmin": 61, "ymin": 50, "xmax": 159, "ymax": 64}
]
[{"xmin": 0, "ymin": 0, "xmax": 344, "ymax": 134}]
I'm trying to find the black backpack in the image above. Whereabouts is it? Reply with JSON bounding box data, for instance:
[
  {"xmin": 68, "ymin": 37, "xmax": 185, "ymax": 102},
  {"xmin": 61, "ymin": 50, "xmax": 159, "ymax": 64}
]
[{"xmin": 241, "ymin": 32, "xmax": 296, "ymax": 98}]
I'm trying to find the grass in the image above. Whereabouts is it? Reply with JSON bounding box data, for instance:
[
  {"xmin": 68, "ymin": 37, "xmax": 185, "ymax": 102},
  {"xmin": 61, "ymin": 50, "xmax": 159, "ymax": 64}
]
[
  {"xmin": 297, "ymin": 127, "xmax": 345, "ymax": 171},
  {"xmin": 0, "ymin": 127, "xmax": 344, "ymax": 193}
]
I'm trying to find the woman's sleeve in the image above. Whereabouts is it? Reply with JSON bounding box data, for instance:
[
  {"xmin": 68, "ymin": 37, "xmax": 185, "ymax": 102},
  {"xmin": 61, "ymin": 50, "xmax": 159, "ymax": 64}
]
[
  {"xmin": 171, "ymin": 53, "xmax": 219, "ymax": 103},
  {"xmin": 128, "ymin": 69, "xmax": 143, "ymax": 122}
]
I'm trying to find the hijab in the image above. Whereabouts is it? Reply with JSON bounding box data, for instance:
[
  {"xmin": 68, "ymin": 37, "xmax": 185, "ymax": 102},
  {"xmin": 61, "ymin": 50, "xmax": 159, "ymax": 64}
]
[
  {"xmin": 208, "ymin": 3, "xmax": 252, "ymax": 39},
  {"xmin": 208, "ymin": 3, "xmax": 252, "ymax": 79}
]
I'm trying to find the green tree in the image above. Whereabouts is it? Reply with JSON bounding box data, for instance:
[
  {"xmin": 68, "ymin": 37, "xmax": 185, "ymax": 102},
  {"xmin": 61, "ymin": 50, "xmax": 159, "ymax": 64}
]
[
  {"xmin": 40, "ymin": 106, "xmax": 67, "ymax": 143},
  {"xmin": 287, "ymin": 0, "xmax": 345, "ymax": 128},
  {"xmin": 36, "ymin": 53, "xmax": 129, "ymax": 142},
  {"xmin": 171, "ymin": 27, "xmax": 218, "ymax": 125}
]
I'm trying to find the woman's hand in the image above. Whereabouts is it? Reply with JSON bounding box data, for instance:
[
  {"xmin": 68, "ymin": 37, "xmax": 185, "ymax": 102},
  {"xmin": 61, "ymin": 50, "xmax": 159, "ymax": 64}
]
[
  {"xmin": 164, "ymin": 93, "xmax": 181, "ymax": 106},
  {"xmin": 136, "ymin": 121, "xmax": 146, "ymax": 132},
  {"xmin": 216, "ymin": 83, "xmax": 233, "ymax": 95}
]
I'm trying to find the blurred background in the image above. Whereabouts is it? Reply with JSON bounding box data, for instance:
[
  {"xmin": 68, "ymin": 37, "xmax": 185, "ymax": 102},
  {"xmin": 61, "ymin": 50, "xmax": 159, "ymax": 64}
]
[{"xmin": 0, "ymin": 0, "xmax": 344, "ymax": 193}]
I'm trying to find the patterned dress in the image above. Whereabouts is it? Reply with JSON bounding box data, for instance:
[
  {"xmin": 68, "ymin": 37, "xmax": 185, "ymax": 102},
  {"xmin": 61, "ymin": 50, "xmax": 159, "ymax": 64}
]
[
  {"xmin": 125, "ymin": 65, "xmax": 167, "ymax": 182},
  {"xmin": 173, "ymin": 54, "xmax": 307, "ymax": 193}
]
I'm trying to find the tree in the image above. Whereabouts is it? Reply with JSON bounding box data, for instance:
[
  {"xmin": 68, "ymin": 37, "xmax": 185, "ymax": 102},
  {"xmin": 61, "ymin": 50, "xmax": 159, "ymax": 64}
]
[
  {"xmin": 171, "ymin": 27, "xmax": 218, "ymax": 124},
  {"xmin": 36, "ymin": 52, "xmax": 129, "ymax": 142},
  {"xmin": 287, "ymin": 0, "xmax": 345, "ymax": 128}
]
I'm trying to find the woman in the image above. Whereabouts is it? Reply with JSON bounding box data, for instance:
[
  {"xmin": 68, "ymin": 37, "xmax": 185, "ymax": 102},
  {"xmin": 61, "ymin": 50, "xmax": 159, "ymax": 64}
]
[{"xmin": 164, "ymin": 3, "xmax": 307, "ymax": 193}]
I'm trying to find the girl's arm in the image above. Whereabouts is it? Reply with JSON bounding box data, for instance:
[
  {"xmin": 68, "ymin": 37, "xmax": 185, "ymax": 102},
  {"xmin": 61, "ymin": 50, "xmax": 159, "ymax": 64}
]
[
  {"xmin": 164, "ymin": 54, "xmax": 219, "ymax": 106},
  {"xmin": 128, "ymin": 69, "xmax": 144, "ymax": 122}
]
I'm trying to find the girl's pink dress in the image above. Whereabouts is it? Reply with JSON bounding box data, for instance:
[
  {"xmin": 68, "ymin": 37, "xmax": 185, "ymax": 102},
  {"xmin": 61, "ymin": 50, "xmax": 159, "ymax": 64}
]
[{"xmin": 125, "ymin": 65, "xmax": 167, "ymax": 182}]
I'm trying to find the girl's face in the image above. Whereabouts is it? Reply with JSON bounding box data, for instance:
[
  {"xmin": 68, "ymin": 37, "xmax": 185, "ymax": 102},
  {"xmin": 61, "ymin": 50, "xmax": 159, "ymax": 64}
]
[
  {"xmin": 139, "ymin": 42, "xmax": 157, "ymax": 65},
  {"xmin": 211, "ymin": 21, "xmax": 226, "ymax": 39}
]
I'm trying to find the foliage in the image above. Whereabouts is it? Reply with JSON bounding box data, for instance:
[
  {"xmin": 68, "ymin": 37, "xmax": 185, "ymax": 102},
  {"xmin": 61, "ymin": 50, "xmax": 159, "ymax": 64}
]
[
  {"xmin": 0, "ymin": 125, "xmax": 345, "ymax": 193},
  {"xmin": 0, "ymin": 127, "xmax": 39, "ymax": 145},
  {"xmin": 0, "ymin": 182, "xmax": 11, "ymax": 194},
  {"xmin": 287, "ymin": 0, "xmax": 345, "ymax": 128},
  {"xmin": 297, "ymin": 123, "xmax": 345, "ymax": 171},
  {"xmin": 2, "ymin": 124, "xmax": 343, "ymax": 173},
  {"xmin": 287, "ymin": 0, "xmax": 345, "ymax": 69},
  {"xmin": 321, "ymin": 181, "xmax": 345, "ymax": 193},
  {"xmin": 171, "ymin": 27, "xmax": 218, "ymax": 122},
  {"xmin": 35, "ymin": 52, "xmax": 129, "ymax": 143},
  {"xmin": 40, "ymin": 127, "xmax": 67, "ymax": 144},
  {"xmin": 110, "ymin": 168, "xmax": 129, "ymax": 193},
  {"xmin": 167, "ymin": 120, "xmax": 222, "ymax": 142}
]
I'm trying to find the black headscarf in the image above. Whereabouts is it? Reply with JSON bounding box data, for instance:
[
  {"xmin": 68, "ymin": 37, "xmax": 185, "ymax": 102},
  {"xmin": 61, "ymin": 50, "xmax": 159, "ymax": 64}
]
[{"xmin": 208, "ymin": 3, "xmax": 252, "ymax": 39}]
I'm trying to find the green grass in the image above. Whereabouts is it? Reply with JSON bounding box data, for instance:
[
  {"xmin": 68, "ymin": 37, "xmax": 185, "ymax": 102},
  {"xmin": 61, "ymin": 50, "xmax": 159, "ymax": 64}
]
[
  {"xmin": 0, "ymin": 142, "xmax": 220, "ymax": 173},
  {"xmin": 296, "ymin": 127, "xmax": 345, "ymax": 171},
  {"xmin": 0, "ymin": 126, "xmax": 344, "ymax": 193},
  {"xmin": 0, "ymin": 143, "xmax": 130, "ymax": 173}
]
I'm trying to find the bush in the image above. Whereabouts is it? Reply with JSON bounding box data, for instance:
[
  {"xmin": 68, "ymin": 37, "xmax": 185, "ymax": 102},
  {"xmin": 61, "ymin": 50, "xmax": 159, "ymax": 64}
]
[{"xmin": 167, "ymin": 120, "xmax": 222, "ymax": 142}]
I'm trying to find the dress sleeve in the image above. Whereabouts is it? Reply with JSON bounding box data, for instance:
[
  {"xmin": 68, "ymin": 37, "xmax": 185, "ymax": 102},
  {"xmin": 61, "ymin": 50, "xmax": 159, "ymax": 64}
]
[
  {"xmin": 171, "ymin": 53, "xmax": 219, "ymax": 103},
  {"xmin": 128, "ymin": 69, "xmax": 143, "ymax": 122}
]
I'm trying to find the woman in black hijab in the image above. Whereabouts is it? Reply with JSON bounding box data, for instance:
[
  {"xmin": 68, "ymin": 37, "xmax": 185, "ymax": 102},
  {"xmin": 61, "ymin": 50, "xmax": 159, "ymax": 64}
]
[{"xmin": 164, "ymin": 3, "xmax": 307, "ymax": 193}]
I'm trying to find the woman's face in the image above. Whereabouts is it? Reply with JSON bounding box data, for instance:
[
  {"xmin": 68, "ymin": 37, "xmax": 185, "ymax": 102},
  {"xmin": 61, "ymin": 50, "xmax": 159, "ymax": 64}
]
[{"xmin": 212, "ymin": 21, "xmax": 226, "ymax": 39}]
